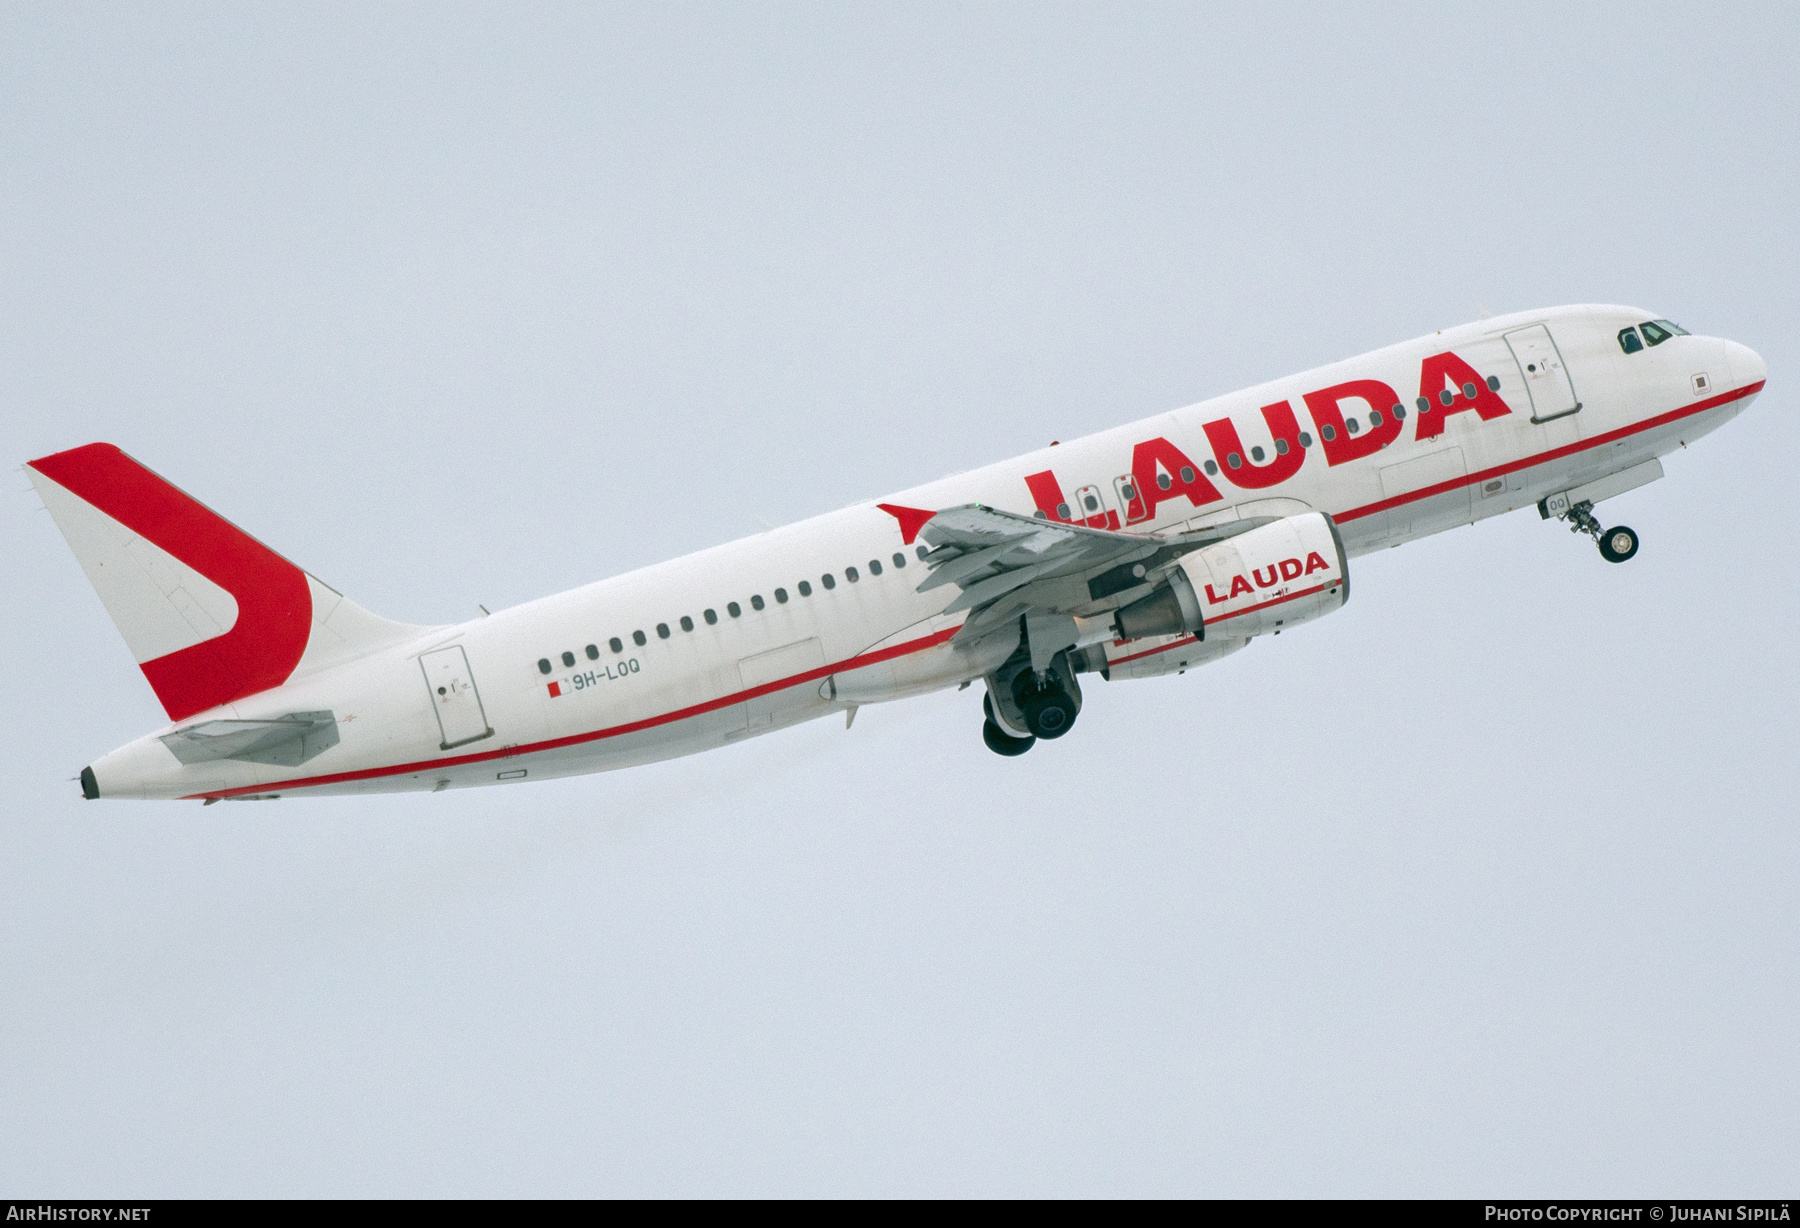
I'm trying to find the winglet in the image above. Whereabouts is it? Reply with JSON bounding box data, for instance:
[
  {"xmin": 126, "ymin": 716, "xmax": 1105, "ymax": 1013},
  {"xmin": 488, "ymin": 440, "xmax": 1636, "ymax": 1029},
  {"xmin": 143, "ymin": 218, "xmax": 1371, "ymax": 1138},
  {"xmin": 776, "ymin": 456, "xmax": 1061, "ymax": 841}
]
[{"xmin": 877, "ymin": 503, "xmax": 936, "ymax": 545}]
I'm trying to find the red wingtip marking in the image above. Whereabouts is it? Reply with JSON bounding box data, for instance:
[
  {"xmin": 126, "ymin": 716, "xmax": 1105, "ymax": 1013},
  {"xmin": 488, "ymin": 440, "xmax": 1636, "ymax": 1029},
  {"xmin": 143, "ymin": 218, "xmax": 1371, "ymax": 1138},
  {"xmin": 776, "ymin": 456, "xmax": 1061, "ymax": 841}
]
[
  {"xmin": 876, "ymin": 503, "xmax": 936, "ymax": 545},
  {"xmin": 29, "ymin": 442, "xmax": 312, "ymax": 722}
]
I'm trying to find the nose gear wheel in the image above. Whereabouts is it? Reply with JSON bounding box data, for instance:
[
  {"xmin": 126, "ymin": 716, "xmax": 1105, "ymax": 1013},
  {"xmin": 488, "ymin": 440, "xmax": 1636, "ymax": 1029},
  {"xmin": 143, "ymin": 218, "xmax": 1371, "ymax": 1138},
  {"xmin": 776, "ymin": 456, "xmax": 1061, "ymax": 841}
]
[
  {"xmin": 1599, "ymin": 525, "xmax": 1639, "ymax": 563},
  {"xmin": 1555, "ymin": 499, "xmax": 1640, "ymax": 563}
]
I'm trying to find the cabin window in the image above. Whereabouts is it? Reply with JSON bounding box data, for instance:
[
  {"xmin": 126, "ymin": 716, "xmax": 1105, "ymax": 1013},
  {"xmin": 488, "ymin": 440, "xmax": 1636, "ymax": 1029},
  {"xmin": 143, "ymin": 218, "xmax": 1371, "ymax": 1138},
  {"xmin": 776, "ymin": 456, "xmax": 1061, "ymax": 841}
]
[
  {"xmin": 916, "ymin": 545, "xmax": 929, "ymax": 560},
  {"xmin": 633, "ymin": 630, "xmax": 647, "ymax": 646},
  {"xmin": 1299, "ymin": 431, "xmax": 1313, "ymax": 447},
  {"xmin": 1227, "ymin": 452, "xmax": 1243, "ymax": 468},
  {"xmin": 1369, "ymin": 410, "xmax": 1383, "ymax": 426},
  {"xmin": 822, "ymin": 573, "xmax": 836, "ymax": 590},
  {"xmin": 1486, "ymin": 375, "xmax": 1501, "ymax": 391},
  {"xmin": 1157, "ymin": 473, "xmax": 1172, "ymax": 490},
  {"xmin": 1345, "ymin": 418, "xmax": 1360, "ymax": 435},
  {"xmin": 869, "ymin": 559, "xmax": 882, "ymax": 576},
  {"xmin": 1179, "ymin": 466, "xmax": 1196, "ymax": 483},
  {"xmin": 679, "ymin": 615, "xmax": 694, "ymax": 632},
  {"xmin": 728, "ymin": 601, "xmax": 741, "ymax": 618},
  {"xmin": 561, "ymin": 651, "xmax": 576, "ymax": 667},
  {"xmin": 656, "ymin": 623, "xmax": 670, "ymax": 640},
  {"xmin": 845, "ymin": 568, "xmax": 859, "ymax": 583},
  {"xmin": 775, "ymin": 587, "xmax": 788, "ymax": 603},
  {"xmin": 1056, "ymin": 502, "xmax": 1070, "ymax": 519},
  {"xmin": 751, "ymin": 594, "xmax": 765, "ymax": 610},
  {"xmin": 1251, "ymin": 445, "xmax": 1265, "ymax": 462},
  {"xmin": 798, "ymin": 580, "xmax": 812, "ymax": 596},
  {"xmin": 1393, "ymin": 405, "xmax": 1406, "ymax": 421},
  {"xmin": 892, "ymin": 552, "xmax": 906, "ymax": 568},
  {"xmin": 1416, "ymin": 397, "xmax": 1431, "ymax": 413},
  {"xmin": 704, "ymin": 608, "xmax": 718, "ymax": 625},
  {"xmin": 1439, "ymin": 389, "xmax": 1455, "ymax": 406},
  {"xmin": 586, "ymin": 644, "xmax": 599, "ymax": 660},
  {"xmin": 1462, "ymin": 382, "xmax": 1477, "ymax": 399},
  {"xmin": 1204, "ymin": 460, "xmax": 1219, "ymax": 476},
  {"xmin": 538, "ymin": 658, "xmax": 552, "ymax": 675},
  {"xmin": 1321, "ymin": 424, "xmax": 1336, "ymax": 441},
  {"xmin": 1274, "ymin": 438, "xmax": 1289, "ymax": 455},
  {"xmin": 610, "ymin": 637, "xmax": 623, "ymax": 654}
]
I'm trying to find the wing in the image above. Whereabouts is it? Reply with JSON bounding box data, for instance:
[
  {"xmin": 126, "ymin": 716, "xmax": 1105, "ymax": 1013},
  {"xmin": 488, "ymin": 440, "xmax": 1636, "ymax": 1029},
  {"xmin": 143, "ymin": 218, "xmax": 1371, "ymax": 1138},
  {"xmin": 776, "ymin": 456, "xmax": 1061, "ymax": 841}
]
[{"xmin": 913, "ymin": 503, "xmax": 1274, "ymax": 656}]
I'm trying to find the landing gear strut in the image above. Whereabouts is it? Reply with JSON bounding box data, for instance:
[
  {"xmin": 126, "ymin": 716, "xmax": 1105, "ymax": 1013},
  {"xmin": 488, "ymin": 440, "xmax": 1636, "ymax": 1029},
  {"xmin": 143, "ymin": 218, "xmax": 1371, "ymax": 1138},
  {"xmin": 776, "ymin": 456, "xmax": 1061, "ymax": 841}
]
[
  {"xmin": 979, "ymin": 620, "xmax": 1085, "ymax": 756},
  {"xmin": 1554, "ymin": 499, "xmax": 1639, "ymax": 564}
]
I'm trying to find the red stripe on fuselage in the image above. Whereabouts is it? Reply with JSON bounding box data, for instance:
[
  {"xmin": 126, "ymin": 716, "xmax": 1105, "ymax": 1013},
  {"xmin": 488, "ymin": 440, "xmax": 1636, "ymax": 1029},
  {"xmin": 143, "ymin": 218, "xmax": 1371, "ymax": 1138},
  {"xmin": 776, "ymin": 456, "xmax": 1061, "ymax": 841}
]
[
  {"xmin": 190, "ymin": 625, "xmax": 963, "ymax": 799},
  {"xmin": 1333, "ymin": 380, "xmax": 1764, "ymax": 523}
]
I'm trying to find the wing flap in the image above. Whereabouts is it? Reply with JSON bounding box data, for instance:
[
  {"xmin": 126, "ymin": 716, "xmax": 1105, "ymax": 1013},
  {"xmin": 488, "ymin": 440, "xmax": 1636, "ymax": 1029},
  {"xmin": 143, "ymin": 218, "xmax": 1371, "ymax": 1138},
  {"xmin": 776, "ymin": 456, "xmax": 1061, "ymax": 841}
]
[{"xmin": 912, "ymin": 503, "xmax": 1293, "ymax": 653}]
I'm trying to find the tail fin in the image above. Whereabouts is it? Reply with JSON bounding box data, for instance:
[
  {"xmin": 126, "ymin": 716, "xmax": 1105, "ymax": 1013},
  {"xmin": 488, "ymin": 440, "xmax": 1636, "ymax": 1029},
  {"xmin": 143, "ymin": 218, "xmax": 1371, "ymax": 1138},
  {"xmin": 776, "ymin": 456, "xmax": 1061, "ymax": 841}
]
[{"xmin": 26, "ymin": 443, "xmax": 428, "ymax": 722}]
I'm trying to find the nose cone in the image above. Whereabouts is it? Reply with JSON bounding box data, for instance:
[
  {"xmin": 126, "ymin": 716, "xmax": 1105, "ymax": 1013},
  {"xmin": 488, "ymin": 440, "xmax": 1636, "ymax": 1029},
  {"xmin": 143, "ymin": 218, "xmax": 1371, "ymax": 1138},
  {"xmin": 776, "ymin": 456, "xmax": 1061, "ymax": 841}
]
[{"xmin": 1726, "ymin": 339, "xmax": 1767, "ymax": 387}]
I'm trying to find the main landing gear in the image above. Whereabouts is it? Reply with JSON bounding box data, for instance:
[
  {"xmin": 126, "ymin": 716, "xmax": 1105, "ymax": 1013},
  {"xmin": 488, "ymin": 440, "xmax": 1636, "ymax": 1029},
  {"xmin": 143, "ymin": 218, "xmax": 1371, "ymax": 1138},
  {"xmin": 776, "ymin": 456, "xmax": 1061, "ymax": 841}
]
[
  {"xmin": 1552, "ymin": 498, "xmax": 1640, "ymax": 564},
  {"xmin": 980, "ymin": 643, "xmax": 1084, "ymax": 756},
  {"xmin": 982, "ymin": 694, "xmax": 1035, "ymax": 756}
]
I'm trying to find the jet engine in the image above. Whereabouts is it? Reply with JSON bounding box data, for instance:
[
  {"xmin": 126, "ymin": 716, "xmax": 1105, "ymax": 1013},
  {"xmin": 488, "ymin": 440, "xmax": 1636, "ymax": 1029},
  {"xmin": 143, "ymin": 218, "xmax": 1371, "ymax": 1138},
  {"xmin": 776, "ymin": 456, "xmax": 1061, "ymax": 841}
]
[{"xmin": 1074, "ymin": 511, "xmax": 1349, "ymax": 681}]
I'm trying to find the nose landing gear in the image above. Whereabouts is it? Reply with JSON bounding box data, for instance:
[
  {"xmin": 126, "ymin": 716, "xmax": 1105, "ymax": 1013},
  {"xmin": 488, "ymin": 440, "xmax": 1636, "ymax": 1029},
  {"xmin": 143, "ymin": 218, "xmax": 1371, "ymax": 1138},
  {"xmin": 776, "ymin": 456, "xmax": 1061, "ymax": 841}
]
[{"xmin": 1548, "ymin": 498, "xmax": 1640, "ymax": 564}]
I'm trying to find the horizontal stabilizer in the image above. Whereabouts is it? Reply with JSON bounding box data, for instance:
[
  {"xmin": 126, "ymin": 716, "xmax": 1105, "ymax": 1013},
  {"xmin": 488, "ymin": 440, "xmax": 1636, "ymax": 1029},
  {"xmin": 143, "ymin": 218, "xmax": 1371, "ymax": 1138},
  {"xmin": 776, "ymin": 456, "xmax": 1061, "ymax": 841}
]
[{"xmin": 159, "ymin": 710, "xmax": 339, "ymax": 767}]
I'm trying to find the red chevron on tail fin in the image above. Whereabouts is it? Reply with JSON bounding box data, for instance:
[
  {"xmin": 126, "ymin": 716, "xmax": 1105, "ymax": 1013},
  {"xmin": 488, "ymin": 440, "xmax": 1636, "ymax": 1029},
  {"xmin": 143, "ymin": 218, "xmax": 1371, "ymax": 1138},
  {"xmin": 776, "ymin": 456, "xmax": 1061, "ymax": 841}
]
[{"xmin": 29, "ymin": 444, "xmax": 317, "ymax": 721}]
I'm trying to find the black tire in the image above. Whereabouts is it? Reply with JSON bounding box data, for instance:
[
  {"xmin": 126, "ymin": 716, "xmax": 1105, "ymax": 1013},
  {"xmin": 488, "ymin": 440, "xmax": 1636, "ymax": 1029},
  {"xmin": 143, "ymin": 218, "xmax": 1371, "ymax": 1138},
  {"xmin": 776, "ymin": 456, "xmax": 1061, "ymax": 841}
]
[
  {"xmin": 1599, "ymin": 525, "xmax": 1639, "ymax": 563},
  {"xmin": 983, "ymin": 718, "xmax": 1035, "ymax": 757},
  {"xmin": 1024, "ymin": 689, "xmax": 1079, "ymax": 739}
]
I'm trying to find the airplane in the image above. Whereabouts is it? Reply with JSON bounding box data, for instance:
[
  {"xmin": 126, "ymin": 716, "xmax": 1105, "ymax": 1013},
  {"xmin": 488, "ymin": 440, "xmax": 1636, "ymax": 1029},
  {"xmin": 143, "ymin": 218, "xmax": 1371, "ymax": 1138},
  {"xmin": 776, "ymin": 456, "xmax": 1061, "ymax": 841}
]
[{"xmin": 26, "ymin": 305, "xmax": 1766, "ymax": 801}]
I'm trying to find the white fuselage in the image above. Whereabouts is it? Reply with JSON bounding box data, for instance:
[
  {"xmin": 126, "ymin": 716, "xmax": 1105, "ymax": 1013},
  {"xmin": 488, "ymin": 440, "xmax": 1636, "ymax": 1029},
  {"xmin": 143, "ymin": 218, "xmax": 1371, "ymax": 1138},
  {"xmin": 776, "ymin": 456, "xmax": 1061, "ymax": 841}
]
[{"xmin": 89, "ymin": 304, "xmax": 1767, "ymax": 800}]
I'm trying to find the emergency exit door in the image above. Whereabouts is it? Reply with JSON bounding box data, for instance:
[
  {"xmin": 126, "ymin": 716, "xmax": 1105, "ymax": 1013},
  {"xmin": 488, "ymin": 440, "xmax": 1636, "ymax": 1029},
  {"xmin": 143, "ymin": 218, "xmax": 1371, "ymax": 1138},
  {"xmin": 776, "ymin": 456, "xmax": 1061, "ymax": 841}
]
[
  {"xmin": 1504, "ymin": 324, "xmax": 1581, "ymax": 423},
  {"xmin": 420, "ymin": 645, "xmax": 494, "ymax": 750}
]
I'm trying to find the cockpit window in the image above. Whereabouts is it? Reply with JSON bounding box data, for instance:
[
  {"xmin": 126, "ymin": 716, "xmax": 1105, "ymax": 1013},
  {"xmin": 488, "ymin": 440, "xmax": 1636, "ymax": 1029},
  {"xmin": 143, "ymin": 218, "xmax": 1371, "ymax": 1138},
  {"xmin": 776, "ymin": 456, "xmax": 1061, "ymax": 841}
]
[
  {"xmin": 1618, "ymin": 327, "xmax": 1643, "ymax": 354},
  {"xmin": 1639, "ymin": 320, "xmax": 1673, "ymax": 347},
  {"xmin": 1653, "ymin": 318, "xmax": 1688, "ymax": 336}
]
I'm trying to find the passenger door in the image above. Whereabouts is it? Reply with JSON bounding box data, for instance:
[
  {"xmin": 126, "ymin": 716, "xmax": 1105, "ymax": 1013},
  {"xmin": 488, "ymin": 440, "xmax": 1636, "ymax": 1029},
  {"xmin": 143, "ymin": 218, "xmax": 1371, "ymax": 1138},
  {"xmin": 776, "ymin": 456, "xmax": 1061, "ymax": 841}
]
[
  {"xmin": 1505, "ymin": 325, "xmax": 1580, "ymax": 423},
  {"xmin": 420, "ymin": 645, "xmax": 494, "ymax": 750}
]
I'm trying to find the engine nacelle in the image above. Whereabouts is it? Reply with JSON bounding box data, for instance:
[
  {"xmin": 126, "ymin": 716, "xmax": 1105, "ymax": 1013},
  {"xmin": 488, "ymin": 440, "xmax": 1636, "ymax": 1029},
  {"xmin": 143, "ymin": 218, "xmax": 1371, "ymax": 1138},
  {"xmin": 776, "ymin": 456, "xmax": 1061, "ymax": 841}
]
[
  {"xmin": 1174, "ymin": 510, "xmax": 1348, "ymax": 639},
  {"xmin": 1075, "ymin": 630, "xmax": 1250, "ymax": 681},
  {"xmin": 1076, "ymin": 512, "xmax": 1349, "ymax": 681}
]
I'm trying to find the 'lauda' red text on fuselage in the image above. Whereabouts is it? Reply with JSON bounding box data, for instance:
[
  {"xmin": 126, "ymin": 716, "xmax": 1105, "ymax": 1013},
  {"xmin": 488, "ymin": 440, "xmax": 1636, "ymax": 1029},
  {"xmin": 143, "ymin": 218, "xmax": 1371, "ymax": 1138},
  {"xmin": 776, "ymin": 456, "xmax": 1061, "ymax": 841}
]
[{"xmin": 1027, "ymin": 350, "xmax": 1512, "ymax": 527}]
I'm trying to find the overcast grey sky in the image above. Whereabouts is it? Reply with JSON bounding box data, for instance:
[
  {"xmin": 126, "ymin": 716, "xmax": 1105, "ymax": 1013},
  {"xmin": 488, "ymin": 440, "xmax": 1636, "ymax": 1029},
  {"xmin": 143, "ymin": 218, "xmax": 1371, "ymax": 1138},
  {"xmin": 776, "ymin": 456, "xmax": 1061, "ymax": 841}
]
[{"xmin": 3, "ymin": 2, "xmax": 1796, "ymax": 1196}]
